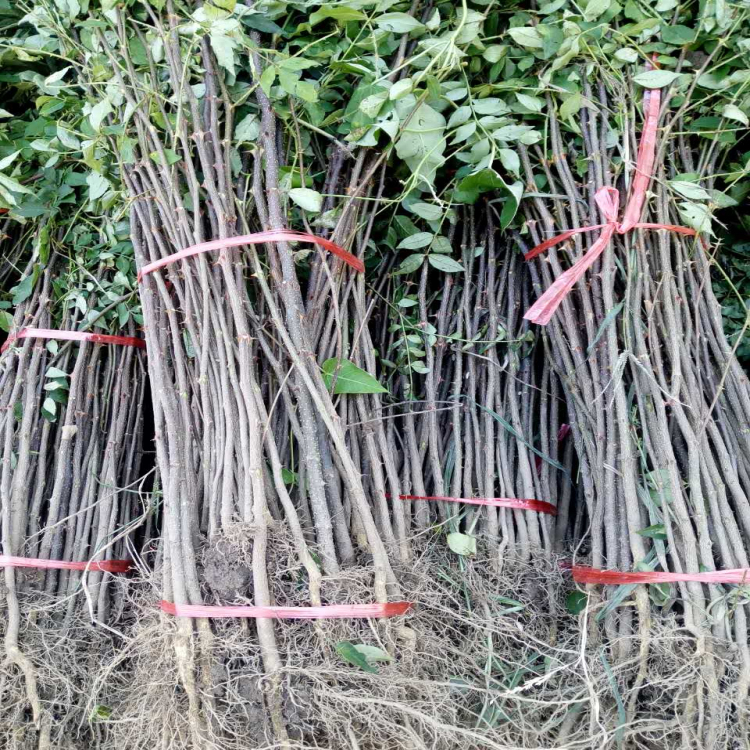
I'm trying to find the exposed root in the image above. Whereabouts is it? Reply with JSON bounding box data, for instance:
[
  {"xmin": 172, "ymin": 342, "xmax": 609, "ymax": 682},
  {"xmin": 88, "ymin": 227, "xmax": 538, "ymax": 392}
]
[{"xmin": 49, "ymin": 534, "xmax": 746, "ymax": 750}]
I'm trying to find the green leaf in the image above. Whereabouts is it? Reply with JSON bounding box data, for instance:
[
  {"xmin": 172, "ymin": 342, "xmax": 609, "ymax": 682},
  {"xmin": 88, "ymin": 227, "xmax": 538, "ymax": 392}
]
[
  {"xmin": 539, "ymin": 0, "xmax": 568, "ymax": 12},
  {"xmin": 322, "ymin": 359, "xmax": 388, "ymax": 395},
  {"xmin": 451, "ymin": 122, "xmax": 476, "ymax": 145},
  {"xmin": 430, "ymin": 236, "xmax": 452, "ymax": 254},
  {"xmin": 241, "ymin": 14, "xmax": 285, "ymax": 34},
  {"xmin": 708, "ymin": 190, "xmax": 738, "ymax": 208},
  {"xmin": 0, "ymin": 311, "xmax": 13, "ymax": 332},
  {"xmin": 352, "ymin": 644, "xmax": 393, "ymax": 663},
  {"xmin": 566, "ymin": 590, "xmax": 588, "ymax": 615},
  {"xmin": 149, "ymin": 149, "xmax": 181, "ymax": 166},
  {"xmin": 516, "ymin": 93, "xmax": 544, "ymax": 113},
  {"xmin": 212, "ymin": 0, "xmax": 236, "ymax": 10},
  {"xmin": 646, "ymin": 468, "xmax": 674, "ymax": 507},
  {"xmin": 295, "ymin": 81, "xmax": 318, "ymax": 103},
  {"xmin": 12, "ymin": 274, "xmax": 35, "ymax": 306},
  {"xmin": 235, "ymin": 113, "xmax": 260, "ymax": 142},
  {"xmin": 42, "ymin": 397, "xmax": 57, "ymax": 420},
  {"xmin": 410, "ymin": 203, "xmax": 443, "ymax": 221},
  {"xmin": 288, "ymin": 188, "xmax": 323, "ymax": 213},
  {"xmin": 636, "ymin": 523, "xmax": 667, "ymax": 540},
  {"xmin": 281, "ymin": 467, "xmax": 297, "ymax": 486},
  {"xmin": 359, "ymin": 91, "xmax": 388, "ymax": 118},
  {"xmin": 0, "ymin": 151, "xmax": 20, "ymax": 171},
  {"xmin": 87, "ymin": 172, "xmax": 111, "ymax": 202},
  {"xmin": 454, "ymin": 170, "xmax": 522, "ymax": 228},
  {"xmin": 473, "ymin": 98, "xmax": 509, "ymax": 116},
  {"xmin": 498, "ymin": 149, "xmax": 520, "ymax": 176},
  {"xmin": 632, "ymin": 70, "xmax": 682, "ymax": 89},
  {"xmin": 398, "ymin": 232, "xmax": 433, "ymax": 250},
  {"xmin": 310, "ymin": 6, "xmax": 366, "ymax": 25},
  {"xmin": 394, "ymin": 97, "xmax": 446, "ymax": 187},
  {"xmin": 586, "ymin": 302, "xmax": 624, "ymax": 356},
  {"xmin": 583, "ymin": 0, "xmax": 610, "ymax": 22},
  {"xmin": 661, "ymin": 25, "xmax": 696, "ymax": 45},
  {"xmin": 448, "ymin": 107, "xmax": 471, "ymax": 128},
  {"xmin": 668, "ymin": 180, "xmax": 711, "ymax": 201},
  {"xmin": 259, "ymin": 66, "xmax": 276, "ymax": 95},
  {"xmin": 390, "ymin": 78, "xmax": 413, "ymax": 101},
  {"xmin": 508, "ymin": 27, "xmax": 544, "ymax": 49},
  {"xmin": 721, "ymin": 104, "xmax": 749, "ymax": 127},
  {"xmin": 447, "ymin": 532, "xmax": 477, "ymax": 557},
  {"xmin": 493, "ymin": 125, "xmax": 536, "ymax": 142},
  {"xmin": 454, "ymin": 169, "xmax": 506, "ymax": 203},
  {"xmin": 90, "ymin": 705, "xmax": 112, "ymax": 722},
  {"xmin": 376, "ymin": 12, "xmax": 424, "ymax": 33},
  {"xmin": 560, "ymin": 93, "xmax": 584, "ymax": 120},
  {"xmin": 45, "ymin": 367, "xmax": 68, "ymax": 378},
  {"xmin": 0, "ymin": 173, "xmax": 33, "ymax": 201},
  {"xmin": 428, "ymin": 255, "xmax": 464, "ymax": 273},
  {"xmin": 57, "ymin": 125, "xmax": 81, "ymax": 150},
  {"xmin": 89, "ymin": 99, "xmax": 112, "ymax": 132},
  {"xmin": 678, "ymin": 201, "xmax": 713, "ymax": 235},
  {"xmin": 483, "ymin": 45, "xmax": 506, "ymax": 63},
  {"xmin": 336, "ymin": 641, "xmax": 378, "ymax": 674},
  {"xmin": 614, "ymin": 47, "xmax": 638, "ymax": 63},
  {"xmin": 394, "ymin": 254, "xmax": 425, "ymax": 275},
  {"xmin": 462, "ymin": 396, "xmax": 567, "ymax": 475},
  {"xmin": 210, "ymin": 31, "xmax": 238, "ymax": 76}
]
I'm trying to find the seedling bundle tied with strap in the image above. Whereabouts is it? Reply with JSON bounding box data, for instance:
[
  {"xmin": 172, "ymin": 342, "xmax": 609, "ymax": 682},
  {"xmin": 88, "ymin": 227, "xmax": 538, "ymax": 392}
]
[{"xmin": 1, "ymin": 0, "xmax": 750, "ymax": 748}]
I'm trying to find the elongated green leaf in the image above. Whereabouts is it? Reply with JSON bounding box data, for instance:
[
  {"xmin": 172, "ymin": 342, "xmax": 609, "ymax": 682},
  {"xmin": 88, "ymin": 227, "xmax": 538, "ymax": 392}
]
[
  {"xmin": 632, "ymin": 70, "xmax": 682, "ymax": 89},
  {"xmin": 460, "ymin": 396, "xmax": 568, "ymax": 474},
  {"xmin": 322, "ymin": 359, "xmax": 388, "ymax": 395},
  {"xmin": 12, "ymin": 274, "xmax": 35, "ymax": 306},
  {"xmin": 586, "ymin": 302, "xmax": 624, "ymax": 356},
  {"xmin": 0, "ymin": 311, "xmax": 13, "ymax": 332},
  {"xmin": 353, "ymin": 644, "xmax": 392, "ymax": 663},
  {"xmin": 636, "ymin": 523, "xmax": 667, "ymax": 540},
  {"xmin": 376, "ymin": 12, "xmax": 424, "ymax": 33},
  {"xmin": 428, "ymin": 255, "xmax": 464, "ymax": 273},
  {"xmin": 288, "ymin": 187, "xmax": 323, "ymax": 213},
  {"xmin": 508, "ymin": 27, "xmax": 544, "ymax": 48},
  {"xmin": 336, "ymin": 641, "xmax": 378, "ymax": 673}
]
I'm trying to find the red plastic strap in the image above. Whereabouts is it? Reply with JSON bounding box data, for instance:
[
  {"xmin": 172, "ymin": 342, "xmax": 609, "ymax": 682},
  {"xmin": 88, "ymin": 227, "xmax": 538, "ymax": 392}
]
[
  {"xmin": 137, "ymin": 229, "xmax": 364, "ymax": 281},
  {"xmin": 395, "ymin": 494, "xmax": 557, "ymax": 516},
  {"xmin": 524, "ymin": 83, "xmax": 699, "ymax": 326},
  {"xmin": 160, "ymin": 600, "xmax": 413, "ymax": 619},
  {"xmin": 1, "ymin": 328, "xmax": 145, "ymax": 354},
  {"xmin": 572, "ymin": 565, "xmax": 750, "ymax": 585},
  {"xmin": 0, "ymin": 555, "xmax": 132, "ymax": 573}
]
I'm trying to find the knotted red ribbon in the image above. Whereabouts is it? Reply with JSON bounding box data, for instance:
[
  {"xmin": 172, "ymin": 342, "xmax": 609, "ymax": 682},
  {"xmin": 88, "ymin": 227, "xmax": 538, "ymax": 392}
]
[
  {"xmin": 524, "ymin": 87, "xmax": 698, "ymax": 326},
  {"xmin": 160, "ymin": 600, "xmax": 412, "ymax": 619},
  {"xmin": 137, "ymin": 229, "xmax": 364, "ymax": 281},
  {"xmin": 1, "ymin": 327, "xmax": 145, "ymax": 354}
]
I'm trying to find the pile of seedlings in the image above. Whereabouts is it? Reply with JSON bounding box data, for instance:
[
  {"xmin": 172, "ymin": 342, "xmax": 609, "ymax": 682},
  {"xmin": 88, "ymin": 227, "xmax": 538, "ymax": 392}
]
[{"xmin": 1, "ymin": 0, "xmax": 750, "ymax": 748}]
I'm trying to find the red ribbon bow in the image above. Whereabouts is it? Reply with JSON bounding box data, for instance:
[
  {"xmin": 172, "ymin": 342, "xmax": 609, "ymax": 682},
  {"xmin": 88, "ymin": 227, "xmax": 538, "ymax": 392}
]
[{"xmin": 523, "ymin": 87, "xmax": 698, "ymax": 326}]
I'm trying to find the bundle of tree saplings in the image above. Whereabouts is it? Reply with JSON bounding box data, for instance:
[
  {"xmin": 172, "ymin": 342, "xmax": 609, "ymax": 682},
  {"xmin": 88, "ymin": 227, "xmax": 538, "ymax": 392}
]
[
  {"xmin": 0, "ymin": 25, "xmax": 150, "ymax": 737},
  {"xmin": 507, "ymin": 2, "xmax": 750, "ymax": 746},
  {"xmin": 7, "ymin": 0, "xmax": 750, "ymax": 748},
  {"xmin": 26, "ymin": 2, "xmax": 584, "ymax": 747},
  {"xmin": 0, "ymin": 249, "xmax": 147, "ymax": 744}
]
